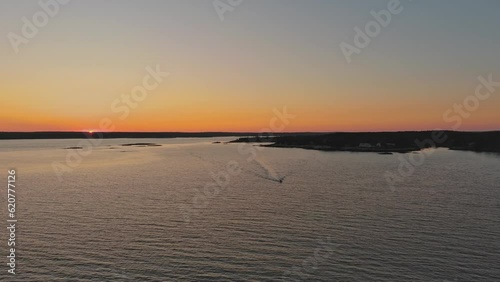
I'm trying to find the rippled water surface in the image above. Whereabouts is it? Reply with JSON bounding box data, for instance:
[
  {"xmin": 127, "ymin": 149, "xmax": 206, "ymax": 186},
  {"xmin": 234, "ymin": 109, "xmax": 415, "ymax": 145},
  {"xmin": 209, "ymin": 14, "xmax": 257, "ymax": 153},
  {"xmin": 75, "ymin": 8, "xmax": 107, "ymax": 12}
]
[{"xmin": 1, "ymin": 138, "xmax": 499, "ymax": 281}]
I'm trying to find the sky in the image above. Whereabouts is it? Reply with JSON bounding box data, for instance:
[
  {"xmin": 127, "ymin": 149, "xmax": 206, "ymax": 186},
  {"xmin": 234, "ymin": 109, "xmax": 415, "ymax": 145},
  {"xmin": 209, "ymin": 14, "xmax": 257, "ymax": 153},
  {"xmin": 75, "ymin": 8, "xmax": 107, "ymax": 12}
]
[{"xmin": 1, "ymin": 0, "xmax": 500, "ymax": 132}]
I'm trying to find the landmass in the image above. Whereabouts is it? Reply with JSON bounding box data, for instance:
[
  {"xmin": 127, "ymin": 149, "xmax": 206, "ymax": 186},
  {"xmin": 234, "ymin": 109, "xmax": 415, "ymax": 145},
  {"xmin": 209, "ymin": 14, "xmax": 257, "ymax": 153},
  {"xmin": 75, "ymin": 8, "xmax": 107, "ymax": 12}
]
[{"xmin": 230, "ymin": 131, "xmax": 500, "ymax": 153}]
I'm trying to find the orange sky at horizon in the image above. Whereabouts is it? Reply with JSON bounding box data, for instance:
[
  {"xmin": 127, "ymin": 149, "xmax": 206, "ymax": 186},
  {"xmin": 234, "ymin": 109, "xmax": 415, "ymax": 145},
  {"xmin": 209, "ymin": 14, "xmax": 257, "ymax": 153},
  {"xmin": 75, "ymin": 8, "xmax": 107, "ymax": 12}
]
[{"xmin": 2, "ymin": 58, "xmax": 499, "ymax": 132}]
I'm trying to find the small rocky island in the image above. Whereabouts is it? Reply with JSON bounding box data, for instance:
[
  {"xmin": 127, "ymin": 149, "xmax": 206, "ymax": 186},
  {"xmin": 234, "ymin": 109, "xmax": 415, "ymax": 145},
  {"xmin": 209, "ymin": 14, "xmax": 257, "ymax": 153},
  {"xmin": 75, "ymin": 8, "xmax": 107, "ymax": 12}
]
[{"xmin": 121, "ymin": 143, "xmax": 162, "ymax": 147}]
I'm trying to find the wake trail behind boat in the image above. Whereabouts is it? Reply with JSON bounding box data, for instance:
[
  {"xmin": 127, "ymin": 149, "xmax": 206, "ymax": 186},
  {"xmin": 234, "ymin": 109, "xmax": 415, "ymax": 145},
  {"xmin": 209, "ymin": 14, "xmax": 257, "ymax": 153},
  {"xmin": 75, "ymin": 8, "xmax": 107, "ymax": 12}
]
[{"xmin": 246, "ymin": 157, "xmax": 285, "ymax": 183}]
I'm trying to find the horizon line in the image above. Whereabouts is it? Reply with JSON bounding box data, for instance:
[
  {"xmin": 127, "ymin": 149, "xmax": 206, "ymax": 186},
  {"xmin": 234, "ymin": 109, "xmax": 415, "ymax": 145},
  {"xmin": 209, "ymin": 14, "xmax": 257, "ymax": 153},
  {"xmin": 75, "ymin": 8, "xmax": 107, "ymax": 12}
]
[{"xmin": 1, "ymin": 130, "xmax": 500, "ymax": 134}]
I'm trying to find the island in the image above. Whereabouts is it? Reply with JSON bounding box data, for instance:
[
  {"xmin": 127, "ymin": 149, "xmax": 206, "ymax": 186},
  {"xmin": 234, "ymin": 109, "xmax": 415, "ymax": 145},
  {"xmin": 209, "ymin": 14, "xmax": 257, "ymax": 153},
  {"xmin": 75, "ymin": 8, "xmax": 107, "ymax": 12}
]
[{"xmin": 229, "ymin": 131, "xmax": 500, "ymax": 153}]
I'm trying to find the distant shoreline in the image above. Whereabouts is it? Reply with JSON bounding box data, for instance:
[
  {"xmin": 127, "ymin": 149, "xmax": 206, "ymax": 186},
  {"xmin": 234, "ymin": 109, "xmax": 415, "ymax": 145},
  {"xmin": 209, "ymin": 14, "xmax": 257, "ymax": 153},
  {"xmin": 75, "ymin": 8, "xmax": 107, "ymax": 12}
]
[
  {"xmin": 0, "ymin": 132, "xmax": 299, "ymax": 140},
  {"xmin": 1, "ymin": 131, "xmax": 499, "ymax": 154}
]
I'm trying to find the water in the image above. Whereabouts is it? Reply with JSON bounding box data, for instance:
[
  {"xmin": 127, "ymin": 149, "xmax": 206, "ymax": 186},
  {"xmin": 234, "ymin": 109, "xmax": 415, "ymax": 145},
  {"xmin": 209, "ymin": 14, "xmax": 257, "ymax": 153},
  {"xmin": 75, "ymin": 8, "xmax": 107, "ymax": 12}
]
[{"xmin": 0, "ymin": 138, "xmax": 499, "ymax": 281}]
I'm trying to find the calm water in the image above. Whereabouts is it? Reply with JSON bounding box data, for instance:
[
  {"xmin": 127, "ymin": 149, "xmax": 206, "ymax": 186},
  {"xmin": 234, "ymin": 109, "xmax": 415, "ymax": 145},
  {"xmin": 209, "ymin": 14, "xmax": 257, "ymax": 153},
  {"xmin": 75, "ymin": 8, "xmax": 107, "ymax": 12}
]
[{"xmin": 0, "ymin": 138, "xmax": 499, "ymax": 281}]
